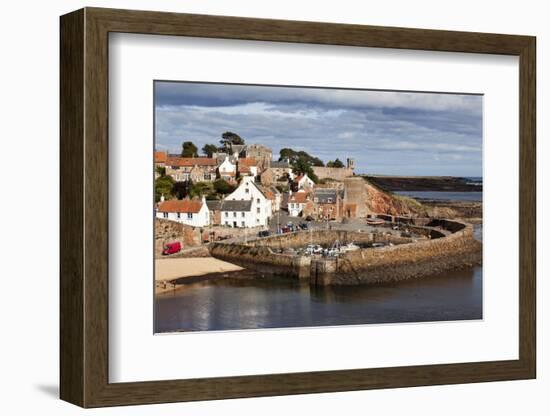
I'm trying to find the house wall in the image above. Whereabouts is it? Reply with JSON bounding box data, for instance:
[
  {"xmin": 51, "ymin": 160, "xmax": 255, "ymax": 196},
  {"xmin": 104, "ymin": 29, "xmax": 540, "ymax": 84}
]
[
  {"xmin": 221, "ymin": 210, "xmax": 255, "ymax": 228},
  {"xmin": 226, "ymin": 177, "xmax": 272, "ymax": 226},
  {"xmin": 156, "ymin": 203, "xmax": 210, "ymax": 227},
  {"xmin": 288, "ymin": 201, "xmax": 305, "ymax": 217},
  {"xmin": 219, "ymin": 158, "xmax": 236, "ymax": 174},
  {"xmin": 297, "ymin": 175, "xmax": 314, "ymax": 189}
]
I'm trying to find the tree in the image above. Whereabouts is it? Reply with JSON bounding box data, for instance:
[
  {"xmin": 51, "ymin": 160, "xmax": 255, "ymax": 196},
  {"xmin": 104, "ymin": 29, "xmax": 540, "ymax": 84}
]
[
  {"xmin": 181, "ymin": 141, "xmax": 198, "ymax": 157},
  {"xmin": 279, "ymin": 148, "xmax": 324, "ymax": 167},
  {"xmin": 213, "ymin": 179, "xmax": 236, "ymax": 195},
  {"xmin": 202, "ymin": 143, "xmax": 218, "ymax": 158},
  {"xmin": 155, "ymin": 175, "xmax": 174, "ymax": 202},
  {"xmin": 327, "ymin": 158, "xmax": 344, "ymax": 168},
  {"xmin": 190, "ymin": 182, "xmax": 213, "ymax": 199},
  {"xmin": 292, "ymin": 158, "xmax": 319, "ymax": 183},
  {"xmin": 219, "ymin": 131, "xmax": 245, "ymax": 151},
  {"xmin": 172, "ymin": 180, "xmax": 192, "ymax": 200},
  {"xmin": 156, "ymin": 165, "xmax": 166, "ymax": 177}
]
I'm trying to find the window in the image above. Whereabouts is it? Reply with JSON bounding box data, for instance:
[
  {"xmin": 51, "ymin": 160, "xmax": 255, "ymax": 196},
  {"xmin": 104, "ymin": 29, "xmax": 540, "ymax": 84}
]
[
  {"xmin": 256, "ymin": 207, "xmax": 260, "ymax": 214},
  {"xmin": 256, "ymin": 198, "xmax": 260, "ymax": 204},
  {"xmin": 245, "ymin": 188, "xmax": 249, "ymax": 194},
  {"xmin": 204, "ymin": 173, "xmax": 211, "ymax": 180},
  {"xmin": 187, "ymin": 213, "xmax": 193, "ymax": 219},
  {"xmin": 241, "ymin": 221, "xmax": 245, "ymax": 227},
  {"xmin": 233, "ymin": 212, "xmax": 237, "ymax": 217},
  {"xmin": 256, "ymin": 218, "xmax": 259, "ymax": 223},
  {"xmin": 225, "ymin": 212, "xmax": 228, "ymax": 217},
  {"xmin": 177, "ymin": 213, "xmax": 181, "ymax": 219},
  {"xmin": 241, "ymin": 212, "xmax": 245, "ymax": 217},
  {"xmin": 163, "ymin": 212, "xmax": 168, "ymax": 218}
]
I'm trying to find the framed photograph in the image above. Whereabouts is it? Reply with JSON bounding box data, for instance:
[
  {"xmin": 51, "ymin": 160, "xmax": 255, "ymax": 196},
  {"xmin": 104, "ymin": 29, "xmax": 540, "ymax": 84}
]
[{"xmin": 60, "ymin": 7, "xmax": 536, "ymax": 407}]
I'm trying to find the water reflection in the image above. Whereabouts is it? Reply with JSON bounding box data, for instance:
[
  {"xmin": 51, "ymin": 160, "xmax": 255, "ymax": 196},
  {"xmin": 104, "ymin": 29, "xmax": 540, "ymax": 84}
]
[{"xmin": 155, "ymin": 266, "xmax": 482, "ymax": 333}]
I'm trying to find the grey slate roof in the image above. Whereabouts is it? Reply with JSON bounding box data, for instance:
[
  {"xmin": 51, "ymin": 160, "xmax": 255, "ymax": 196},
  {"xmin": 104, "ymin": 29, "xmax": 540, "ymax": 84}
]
[
  {"xmin": 205, "ymin": 200, "xmax": 222, "ymax": 211},
  {"xmin": 314, "ymin": 189, "xmax": 338, "ymax": 203},
  {"xmin": 219, "ymin": 199, "xmax": 252, "ymax": 212}
]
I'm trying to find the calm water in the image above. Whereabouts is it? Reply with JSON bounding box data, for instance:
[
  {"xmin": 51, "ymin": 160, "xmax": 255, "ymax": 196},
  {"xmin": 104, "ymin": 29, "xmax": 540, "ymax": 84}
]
[
  {"xmin": 155, "ymin": 266, "xmax": 482, "ymax": 333},
  {"xmin": 395, "ymin": 191, "xmax": 482, "ymax": 201}
]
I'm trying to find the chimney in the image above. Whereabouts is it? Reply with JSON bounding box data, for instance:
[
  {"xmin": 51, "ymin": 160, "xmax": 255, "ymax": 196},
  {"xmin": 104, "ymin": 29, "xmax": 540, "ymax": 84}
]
[
  {"xmin": 160, "ymin": 194, "xmax": 165, "ymax": 202},
  {"xmin": 201, "ymin": 195, "xmax": 206, "ymax": 205}
]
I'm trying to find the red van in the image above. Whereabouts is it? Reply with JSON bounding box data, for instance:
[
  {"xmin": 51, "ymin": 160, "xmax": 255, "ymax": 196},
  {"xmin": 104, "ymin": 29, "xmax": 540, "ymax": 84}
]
[{"xmin": 162, "ymin": 241, "xmax": 181, "ymax": 255}]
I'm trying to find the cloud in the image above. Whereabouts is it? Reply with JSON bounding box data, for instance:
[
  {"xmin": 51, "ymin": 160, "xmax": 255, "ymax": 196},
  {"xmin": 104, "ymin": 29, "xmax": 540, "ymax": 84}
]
[
  {"xmin": 155, "ymin": 81, "xmax": 482, "ymax": 114},
  {"xmin": 155, "ymin": 81, "xmax": 483, "ymax": 176}
]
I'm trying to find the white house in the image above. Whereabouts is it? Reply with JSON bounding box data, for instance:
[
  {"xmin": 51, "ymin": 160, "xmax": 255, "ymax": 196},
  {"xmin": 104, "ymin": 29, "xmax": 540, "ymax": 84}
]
[
  {"xmin": 287, "ymin": 190, "xmax": 310, "ymax": 217},
  {"xmin": 225, "ymin": 176, "xmax": 272, "ymax": 227},
  {"xmin": 295, "ymin": 173, "xmax": 315, "ymax": 190},
  {"xmin": 156, "ymin": 196, "xmax": 210, "ymax": 227},
  {"xmin": 218, "ymin": 156, "xmax": 236, "ymax": 181},
  {"xmin": 220, "ymin": 200, "xmax": 254, "ymax": 228}
]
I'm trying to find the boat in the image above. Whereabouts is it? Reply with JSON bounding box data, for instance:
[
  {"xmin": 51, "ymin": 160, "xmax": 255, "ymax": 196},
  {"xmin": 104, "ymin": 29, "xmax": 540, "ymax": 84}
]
[{"xmin": 342, "ymin": 242, "xmax": 360, "ymax": 252}]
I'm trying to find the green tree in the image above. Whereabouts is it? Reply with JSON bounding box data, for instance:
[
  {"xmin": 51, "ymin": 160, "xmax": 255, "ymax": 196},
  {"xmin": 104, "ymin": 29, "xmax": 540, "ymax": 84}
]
[
  {"xmin": 156, "ymin": 165, "xmax": 166, "ymax": 177},
  {"xmin": 292, "ymin": 158, "xmax": 319, "ymax": 183},
  {"xmin": 327, "ymin": 158, "xmax": 344, "ymax": 168},
  {"xmin": 172, "ymin": 180, "xmax": 192, "ymax": 200},
  {"xmin": 190, "ymin": 182, "xmax": 212, "ymax": 199},
  {"xmin": 279, "ymin": 148, "xmax": 324, "ymax": 167},
  {"xmin": 181, "ymin": 141, "xmax": 198, "ymax": 157},
  {"xmin": 220, "ymin": 131, "xmax": 245, "ymax": 151},
  {"xmin": 213, "ymin": 179, "xmax": 236, "ymax": 195},
  {"xmin": 202, "ymin": 143, "xmax": 218, "ymax": 157},
  {"xmin": 155, "ymin": 175, "xmax": 175, "ymax": 202}
]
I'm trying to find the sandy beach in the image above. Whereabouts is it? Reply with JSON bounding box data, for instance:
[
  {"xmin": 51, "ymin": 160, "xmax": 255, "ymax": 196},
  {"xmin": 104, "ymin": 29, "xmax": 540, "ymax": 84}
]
[{"xmin": 155, "ymin": 257, "xmax": 243, "ymax": 282}]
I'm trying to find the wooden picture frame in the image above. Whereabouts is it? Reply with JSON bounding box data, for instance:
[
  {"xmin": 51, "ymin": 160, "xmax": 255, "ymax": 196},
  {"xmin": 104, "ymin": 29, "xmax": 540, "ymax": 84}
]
[{"xmin": 60, "ymin": 7, "xmax": 536, "ymax": 408}]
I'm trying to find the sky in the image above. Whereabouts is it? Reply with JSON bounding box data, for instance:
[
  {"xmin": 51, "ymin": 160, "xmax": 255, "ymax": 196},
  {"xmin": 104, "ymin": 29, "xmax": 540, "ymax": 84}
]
[{"xmin": 154, "ymin": 81, "xmax": 483, "ymax": 177}]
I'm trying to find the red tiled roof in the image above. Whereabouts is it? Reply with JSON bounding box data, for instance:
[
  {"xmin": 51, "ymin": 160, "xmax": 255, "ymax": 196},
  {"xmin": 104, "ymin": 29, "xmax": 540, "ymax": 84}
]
[
  {"xmin": 238, "ymin": 166, "xmax": 251, "ymax": 173},
  {"xmin": 264, "ymin": 190, "xmax": 276, "ymax": 200},
  {"xmin": 158, "ymin": 199, "xmax": 203, "ymax": 213},
  {"xmin": 238, "ymin": 158, "xmax": 258, "ymax": 167},
  {"xmin": 155, "ymin": 151, "xmax": 168, "ymax": 163},
  {"xmin": 290, "ymin": 192, "xmax": 309, "ymax": 204},
  {"xmin": 166, "ymin": 157, "xmax": 217, "ymax": 167}
]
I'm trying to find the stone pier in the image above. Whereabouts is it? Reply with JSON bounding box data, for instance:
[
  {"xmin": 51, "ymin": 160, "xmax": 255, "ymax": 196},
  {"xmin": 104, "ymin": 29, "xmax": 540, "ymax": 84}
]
[{"xmin": 209, "ymin": 217, "xmax": 482, "ymax": 286}]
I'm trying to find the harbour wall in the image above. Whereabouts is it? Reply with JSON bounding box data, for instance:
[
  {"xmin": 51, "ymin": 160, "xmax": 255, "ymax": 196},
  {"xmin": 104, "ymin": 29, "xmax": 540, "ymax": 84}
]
[
  {"xmin": 209, "ymin": 218, "xmax": 481, "ymax": 286},
  {"xmin": 317, "ymin": 222, "xmax": 480, "ymax": 285}
]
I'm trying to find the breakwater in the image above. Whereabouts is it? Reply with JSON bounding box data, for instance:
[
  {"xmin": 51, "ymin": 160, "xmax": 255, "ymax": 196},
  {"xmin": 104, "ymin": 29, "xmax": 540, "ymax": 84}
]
[{"xmin": 209, "ymin": 217, "xmax": 481, "ymax": 286}]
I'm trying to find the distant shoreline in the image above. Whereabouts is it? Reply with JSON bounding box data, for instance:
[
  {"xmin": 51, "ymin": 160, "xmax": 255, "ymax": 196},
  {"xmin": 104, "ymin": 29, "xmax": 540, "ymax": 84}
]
[{"xmin": 363, "ymin": 175, "xmax": 482, "ymax": 192}]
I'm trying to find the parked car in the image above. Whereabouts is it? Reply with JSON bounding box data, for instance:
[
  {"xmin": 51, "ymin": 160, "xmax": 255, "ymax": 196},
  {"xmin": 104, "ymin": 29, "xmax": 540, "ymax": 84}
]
[
  {"xmin": 258, "ymin": 230, "xmax": 271, "ymax": 237},
  {"xmin": 162, "ymin": 241, "xmax": 181, "ymax": 255},
  {"xmin": 299, "ymin": 223, "xmax": 309, "ymax": 230},
  {"xmin": 281, "ymin": 226, "xmax": 290, "ymax": 233}
]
